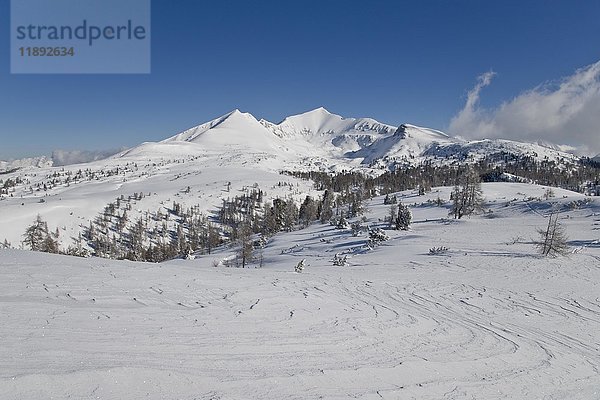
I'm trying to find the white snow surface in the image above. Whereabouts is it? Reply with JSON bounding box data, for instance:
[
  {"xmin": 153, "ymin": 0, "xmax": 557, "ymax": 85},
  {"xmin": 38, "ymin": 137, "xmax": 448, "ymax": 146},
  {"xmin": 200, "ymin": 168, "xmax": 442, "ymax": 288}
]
[{"xmin": 2, "ymin": 183, "xmax": 600, "ymax": 399}]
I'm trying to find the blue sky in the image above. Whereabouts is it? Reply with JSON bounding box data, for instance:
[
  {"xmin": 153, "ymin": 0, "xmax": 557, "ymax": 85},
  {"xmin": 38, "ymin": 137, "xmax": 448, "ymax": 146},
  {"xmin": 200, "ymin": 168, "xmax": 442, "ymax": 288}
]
[{"xmin": 1, "ymin": 0, "xmax": 600, "ymax": 159}]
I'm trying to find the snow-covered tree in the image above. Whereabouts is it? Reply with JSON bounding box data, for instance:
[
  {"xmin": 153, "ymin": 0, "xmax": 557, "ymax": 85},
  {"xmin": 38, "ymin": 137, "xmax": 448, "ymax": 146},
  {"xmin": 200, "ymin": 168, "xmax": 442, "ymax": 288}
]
[
  {"xmin": 368, "ymin": 227, "xmax": 389, "ymax": 247},
  {"xmin": 332, "ymin": 253, "xmax": 347, "ymax": 266},
  {"xmin": 295, "ymin": 259, "xmax": 306, "ymax": 273},
  {"xmin": 42, "ymin": 229, "xmax": 59, "ymax": 254},
  {"xmin": 336, "ymin": 215, "xmax": 349, "ymax": 229},
  {"xmin": 282, "ymin": 199, "xmax": 299, "ymax": 232},
  {"xmin": 383, "ymin": 194, "xmax": 397, "ymax": 205},
  {"xmin": 395, "ymin": 203, "xmax": 412, "ymax": 230},
  {"xmin": 351, "ymin": 221, "xmax": 363, "ymax": 237}
]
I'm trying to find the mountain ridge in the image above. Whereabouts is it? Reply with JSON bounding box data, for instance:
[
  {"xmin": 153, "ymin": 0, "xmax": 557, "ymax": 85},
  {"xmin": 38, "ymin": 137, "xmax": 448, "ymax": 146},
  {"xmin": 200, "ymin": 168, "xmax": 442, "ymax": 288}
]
[
  {"xmin": 119, "ymin": 107, "xmax": 581, "ymax": 171},
  {"xmin": 1, "ymin": 107, "xmax": 584, "ymax": 172}
]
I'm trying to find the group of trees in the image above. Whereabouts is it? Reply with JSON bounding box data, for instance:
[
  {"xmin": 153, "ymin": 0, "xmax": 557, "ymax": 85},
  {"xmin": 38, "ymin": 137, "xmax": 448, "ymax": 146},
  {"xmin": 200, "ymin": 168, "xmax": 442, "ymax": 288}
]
[
  {"xmin": 223, "ymin": 188, "xmax": 367, "ymax": 267},
  {"xmin": 14, "ymin": 155, "xmax": 583, "ymax": 262},
  {"xmin": 287, "ymin": 154, "xmax": 600, "ymax": 200},
  {"xmin": 83, "ymin": 199, "xmax": 223, "ymax": 262},
  {"xmin": 22, "ymin": 215, "xmax": 59, "ymax": 253},
  {"xmin": 0, "ymin": 177, "xmax": 21, "ymax": 196},
  {"xmin": 15, "ymin": 177, "xmax": 370, "ymax": 265}
]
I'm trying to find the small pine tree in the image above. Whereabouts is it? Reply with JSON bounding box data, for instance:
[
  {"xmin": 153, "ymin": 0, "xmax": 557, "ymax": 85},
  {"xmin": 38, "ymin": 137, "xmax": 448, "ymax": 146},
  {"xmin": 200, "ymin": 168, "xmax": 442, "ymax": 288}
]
[
  {"xmin": 395, "ymin": 203, "xmax": 412, "ymax": 230},
  {"xmin": 295, "ymin": 259, "xmax": 306, "ymax": 273},
  {"xmin": 319, "ymin": 190, "xmax": 334, "ymax": 223},
  {"xmin": 206, "ymin": 223, "xmax": 220, "ymax": 254},
  {"xmin": 299, "ymin": 196, "xmax": 318, "ymax": 227},
  {"xmin": 351, "ymin": 221, "xmax": 363, "ymax": 237},
  {"xmin": 543, "ymin": 188, "xmax": 555, "ymax": 200},
  {"xmin": 535, "ymin": 212, "xmax": 569, "ymax": 257},
  {"xmin": 237, "ymin": 221, "xmax": 254, "ymax": 268},
  {"xmin": 336, "ymin": 215, "xmax": 349, "ymax": 229},
  {"xmin": 383, "ymin": 194, "xmax": 397, "ymax": 205},
  {"xmin": 451, "ymin": 168, "xmax": 484, "ymax": 219},
  {"xmin": 388, "ymin": 205, "xmax": 398, "ymax": 228},
  {"xmin": 42, "ymin": 229, "xmax": 59, "ymax": 254},
  {"xmin": 22, "ymin": 215, "xmax": 49, "ymax": 252},
  {"xmin": 368, "ymin": 227, "xmax": 389, "ymax": 247},
  {"xmin": 332, "ymin": 253, "xmax": 347, "ymax": 266}
]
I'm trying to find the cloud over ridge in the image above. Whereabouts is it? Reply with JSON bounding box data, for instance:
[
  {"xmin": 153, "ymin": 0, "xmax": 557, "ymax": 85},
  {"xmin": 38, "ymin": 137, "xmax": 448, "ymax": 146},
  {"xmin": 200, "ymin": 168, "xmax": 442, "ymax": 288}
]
[
  {"xmin": 449, "ymin": 61, "xmax": 600, "ymax": 156},
  {"xmin": 51, "ymin": 148, "xmax": 124, "ymax": 166}
]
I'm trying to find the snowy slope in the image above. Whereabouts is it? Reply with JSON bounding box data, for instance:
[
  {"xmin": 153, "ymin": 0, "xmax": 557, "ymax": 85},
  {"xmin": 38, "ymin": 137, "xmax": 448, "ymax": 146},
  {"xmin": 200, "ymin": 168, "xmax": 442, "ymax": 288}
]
[
  {"xmin": 0, "ymin": 155, "xmax": 319, "ymax": 250},
  {"xmin": 161, "ymin": 109, "xmax": 285, "ymax": 152},
  {"xmin": 0, "ymin": 156, "xmax": 53, "ymax": 172},
  {"xmin": 2, "ymin": 183, "xmax": 600, "ymax": 399},
  {"xmin": 0, "ymin": 107, "xmax": 587, "ymax": 250},
  {"xmin": 347, "ymin": 123, "xmax": 456, "ymax": 166}
]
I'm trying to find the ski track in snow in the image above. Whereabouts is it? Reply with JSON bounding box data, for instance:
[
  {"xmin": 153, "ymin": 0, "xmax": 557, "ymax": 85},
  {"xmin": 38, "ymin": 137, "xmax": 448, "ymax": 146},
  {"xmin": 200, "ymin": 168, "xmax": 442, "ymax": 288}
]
[{"xmin": 2, "ymin": 183, "xmax": 600, "ymax": 399}]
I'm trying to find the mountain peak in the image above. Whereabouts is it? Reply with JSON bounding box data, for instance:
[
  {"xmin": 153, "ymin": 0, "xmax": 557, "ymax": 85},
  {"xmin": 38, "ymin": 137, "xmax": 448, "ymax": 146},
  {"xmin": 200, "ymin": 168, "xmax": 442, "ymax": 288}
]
[
  {"xmin": 297, "ymin": 106, "xmax": 340, "ymax": 118},
  {"xmin": 280, "ymin": 106, "xmax": 339, "ymax": 120},
  {"xmin": 276, "ymin": 107, "xmax": 345, "ymax": 134},
  {"xmin": 225, "ymin": 108, "xmax": 242, "ymax": 116},
  {"xmin": 220, "ymin": 108, "xmax": 255, "ymax": 121},
  {"xmin": 308, "ymin": 106, "xmax": 333, "ymax": 114},
  {"xmin": 162, "ymin": 108, "xmax": 261, "ymax": 144}
]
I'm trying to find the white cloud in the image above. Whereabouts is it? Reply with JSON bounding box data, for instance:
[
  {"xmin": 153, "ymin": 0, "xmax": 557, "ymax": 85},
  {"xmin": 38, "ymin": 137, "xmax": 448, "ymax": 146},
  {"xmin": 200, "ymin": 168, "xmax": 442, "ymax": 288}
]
[
  {"xmin": 449, "ymin": 61, "xmax": 600, "ymax": 156},
  {"xmin": 51, "ymin": 148, "xmax": 124, "ymax": 166}
]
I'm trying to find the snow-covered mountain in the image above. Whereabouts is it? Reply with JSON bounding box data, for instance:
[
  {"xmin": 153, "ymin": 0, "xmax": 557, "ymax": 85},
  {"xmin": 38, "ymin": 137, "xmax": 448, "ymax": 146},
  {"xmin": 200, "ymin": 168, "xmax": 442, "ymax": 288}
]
[
  {"xmin": 0, "ymin": 156, "xmax": 53, "ymax": 172},
  {"xmin": 0, "ymin": 107, "xmax": 589, "ymax": 250},
  {"xmin": 3, "ymin": 109, "xmax": 600, "ymax": 400},
  {"xmin": 114, "ymin": 107, "xmax": 580, "ymax": 171}
]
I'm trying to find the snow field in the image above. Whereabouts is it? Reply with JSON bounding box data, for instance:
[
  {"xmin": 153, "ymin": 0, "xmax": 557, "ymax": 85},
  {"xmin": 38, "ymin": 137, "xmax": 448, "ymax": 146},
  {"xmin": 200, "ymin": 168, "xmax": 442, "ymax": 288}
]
[{"xmin": 1, "ymin": 183, "xmax": 599, "ymax": 399}]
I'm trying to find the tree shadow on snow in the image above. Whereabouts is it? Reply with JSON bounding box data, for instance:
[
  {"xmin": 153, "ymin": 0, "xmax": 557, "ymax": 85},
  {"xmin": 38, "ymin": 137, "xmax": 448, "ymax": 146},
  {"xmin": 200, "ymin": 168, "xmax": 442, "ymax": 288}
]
[
  {"xmin": 568, "ymin": 239, "xmax": 600, "ymax": 248},
  {"xmin": 467, "ymin": 250, "xmax": 537, "ymax": 258}
]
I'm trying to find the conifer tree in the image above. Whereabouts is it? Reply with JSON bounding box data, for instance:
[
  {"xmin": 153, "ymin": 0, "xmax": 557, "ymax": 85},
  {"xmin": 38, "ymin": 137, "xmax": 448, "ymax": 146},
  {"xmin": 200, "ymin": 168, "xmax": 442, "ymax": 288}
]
[
  {"xmin": 22, "ymin": 215, "xmax": 49, "ymax": 252},
  {"xmin": 451, "ymin": 168, "xmax": 484, "ymax": 219},
  {"xmin": 319, "ymin": 190, "xmax": 334, "ymax": 223},
  {"xmin": 535, "ymin": 212, "xmax": 569, "ymax": 257},
  {"xmin": 299, "ymin": 196, "xmax": 318, "ymax": 227},
  {"xmin": 395, "ymin": 203, "xmax": 412, "ymax": 230},
  {"xmin": 237, "ymin": 221, "xmax": 253, "ymax": 268}
]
